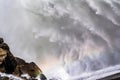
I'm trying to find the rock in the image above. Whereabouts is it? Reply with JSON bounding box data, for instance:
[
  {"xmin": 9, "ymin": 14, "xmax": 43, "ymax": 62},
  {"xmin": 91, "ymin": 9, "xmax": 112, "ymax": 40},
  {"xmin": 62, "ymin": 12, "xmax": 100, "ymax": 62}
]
[
  {"xmin": 0, "ymin": 37, "xmax": 47, "ymax": 80},
  {"xmin": 20, "ymin": 62, "xmax": 42, "ymax": 77},
  {"xmin": 0, "ymin": 38, "xmax": 4, "ymax": 44},
  {"xmin": 40, "ymin": 74, "xmax": 47, "ymax": 80},
  {"xmin": 15, "ymin": 57, "xmax": 26, "ymax": 65}
]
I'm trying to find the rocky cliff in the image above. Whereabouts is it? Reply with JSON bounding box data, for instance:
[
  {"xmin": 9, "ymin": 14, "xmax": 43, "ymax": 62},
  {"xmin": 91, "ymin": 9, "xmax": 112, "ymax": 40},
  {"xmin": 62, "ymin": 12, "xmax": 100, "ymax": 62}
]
[{"xmin": 0, "ymin": 37, "xmax": 47, "ymax": 80}]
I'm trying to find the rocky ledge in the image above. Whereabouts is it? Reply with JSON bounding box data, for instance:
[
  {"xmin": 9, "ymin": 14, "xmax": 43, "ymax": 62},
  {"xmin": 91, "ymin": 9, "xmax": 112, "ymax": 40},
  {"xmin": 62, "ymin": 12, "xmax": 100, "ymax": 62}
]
[{"xmin": 0, "ymin": 37, "xmax": 47, "ymax": 80}]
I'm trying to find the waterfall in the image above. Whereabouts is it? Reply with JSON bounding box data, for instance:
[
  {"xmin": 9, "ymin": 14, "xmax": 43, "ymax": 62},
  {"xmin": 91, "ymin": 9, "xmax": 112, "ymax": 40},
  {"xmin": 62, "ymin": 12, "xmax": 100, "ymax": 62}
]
[{"xmin": 0, "ymin": 0, "xmax": 120, "ymax": 79}]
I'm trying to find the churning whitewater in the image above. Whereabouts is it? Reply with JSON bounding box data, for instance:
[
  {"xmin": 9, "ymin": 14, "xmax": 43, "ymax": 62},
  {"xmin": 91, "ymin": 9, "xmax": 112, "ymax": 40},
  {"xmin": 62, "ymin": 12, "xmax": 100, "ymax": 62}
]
[{"xmin": 0, "ymin": 0, "xmax": 120, "ymax": 80}]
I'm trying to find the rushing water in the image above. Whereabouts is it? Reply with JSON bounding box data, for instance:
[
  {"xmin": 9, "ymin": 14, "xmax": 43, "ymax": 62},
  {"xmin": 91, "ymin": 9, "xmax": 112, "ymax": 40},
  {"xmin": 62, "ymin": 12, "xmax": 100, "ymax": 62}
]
[{"xmin": 0, "ymin": 0, "xmax": 120, "ymax": 79}]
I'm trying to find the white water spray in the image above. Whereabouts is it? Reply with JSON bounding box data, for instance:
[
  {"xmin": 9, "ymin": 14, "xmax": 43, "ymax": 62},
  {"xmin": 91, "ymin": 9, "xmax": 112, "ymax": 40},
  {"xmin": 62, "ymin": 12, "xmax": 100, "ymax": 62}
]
[{"xmin": 0, "ymin": 0, "xmax": 120, "ymax": 79}]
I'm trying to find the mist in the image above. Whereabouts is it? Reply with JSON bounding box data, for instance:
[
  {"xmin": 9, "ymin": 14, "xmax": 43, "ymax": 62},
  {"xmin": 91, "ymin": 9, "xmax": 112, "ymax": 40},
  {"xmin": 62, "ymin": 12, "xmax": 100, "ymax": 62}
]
[{"xmin": 0, "ymin": 0, "xmax": 120, "ymax": 79}]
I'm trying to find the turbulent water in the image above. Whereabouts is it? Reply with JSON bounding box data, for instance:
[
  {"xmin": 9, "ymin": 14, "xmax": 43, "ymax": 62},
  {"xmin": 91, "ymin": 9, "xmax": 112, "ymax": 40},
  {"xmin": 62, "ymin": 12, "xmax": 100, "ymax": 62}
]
[{"xmin": 0, "ymin": 0, "xmax": 120, "ymax": 80}]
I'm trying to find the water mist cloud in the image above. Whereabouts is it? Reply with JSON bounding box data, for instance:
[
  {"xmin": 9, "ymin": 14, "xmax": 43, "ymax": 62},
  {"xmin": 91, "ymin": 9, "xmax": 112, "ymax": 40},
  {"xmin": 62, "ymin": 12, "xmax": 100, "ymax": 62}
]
[
  {"xmin": 20, "ymin": 0, "xmax": 120, "ymax": 75},
  {"xmin": 0, "ymin": 0, "xmax": 120, "ymax": 78}
]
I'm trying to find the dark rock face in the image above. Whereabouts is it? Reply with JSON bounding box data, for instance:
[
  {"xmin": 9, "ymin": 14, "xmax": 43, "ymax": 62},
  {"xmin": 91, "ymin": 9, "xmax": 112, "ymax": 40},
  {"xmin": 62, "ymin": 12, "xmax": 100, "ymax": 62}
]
[
  {"xmin": 0, "ymin": 42, "xmax": 17, "ymax": 74},
  {"xmin": 0, "ymin": 38, "xmax": 47, "ymax": 80},
  {"xmin": 0, "ymin": 38, "xmax": 4, "ymax": 44}
]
